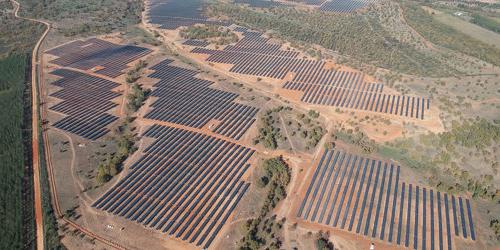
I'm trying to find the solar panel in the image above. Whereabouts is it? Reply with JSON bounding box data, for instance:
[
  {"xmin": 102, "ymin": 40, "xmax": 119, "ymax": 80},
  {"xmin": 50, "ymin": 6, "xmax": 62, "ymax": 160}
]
[{"xmin": 93, "ymin": 125, "xmax": 254, "ymax": 248}]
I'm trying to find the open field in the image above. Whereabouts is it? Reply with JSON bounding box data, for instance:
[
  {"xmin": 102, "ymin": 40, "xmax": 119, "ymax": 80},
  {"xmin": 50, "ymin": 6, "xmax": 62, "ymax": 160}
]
[{"xmin": 421, "ymin": 6, "xmax": 500, "ymax": 47}]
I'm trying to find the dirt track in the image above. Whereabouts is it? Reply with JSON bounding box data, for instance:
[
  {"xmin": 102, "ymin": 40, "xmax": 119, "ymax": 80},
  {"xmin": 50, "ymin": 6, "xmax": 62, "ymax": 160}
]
[
  {"xmin": 12, "ymin": 1, "xmax": 127, "ymax": 249},
  {"xmin": 11, "ymin": 0, "xmax": 50, "ymax": 248}
]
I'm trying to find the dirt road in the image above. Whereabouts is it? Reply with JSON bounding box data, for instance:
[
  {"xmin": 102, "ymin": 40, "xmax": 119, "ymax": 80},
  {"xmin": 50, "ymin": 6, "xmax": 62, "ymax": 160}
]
[
  {"xmin": 12, "ymin": 1, "xmax": 126, "ymax": 249},
  {"xmin": 11, "ymin": 1, "xmax": 50, "ymax": 249}
]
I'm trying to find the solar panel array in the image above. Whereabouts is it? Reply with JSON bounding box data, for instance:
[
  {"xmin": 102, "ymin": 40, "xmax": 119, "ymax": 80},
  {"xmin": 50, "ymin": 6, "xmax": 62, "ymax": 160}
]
[
  {"xmin": 147, "ymin": 0, "xmax": 228, "ymax": 30},
  {"xmin": 298, "ymin": 149, "xmax": 476, "ymax": 250},
  {"xmin": 191, "ymin": 28, "xmax": 306, "ymax": 79},
  {"xmin": 93, "ymin": 124, "xmax": 253, "ymax": 248},
  {"xmin": 295, "ymin": 0, "xmax": 326, "ymax": 5},
  {"xmin": 182, "ymin": 39, "xmax": 210, "ymax": 47},
  {"xmin": 282, "ymin": 69, "xmax": 430, "ymax": 119},
  {"xmin": 191, "ymin": 29, "xmax": 430, "ymax": 119},
  {"xmin": 319, "ymin": 0, "xmax": 374, "ymax": 12},
  {"xmin": 145, "ymin": 59, "xmax": 259, "ymax": 140},
  {"xmin": 234, "ymin": 0, "xmax": 288, "ymax": 8},
  {"xmin": 46, "ymin": 38, "xmax": 152, "ymax": 78},
  {"xmin": 48, "ymin": 69, "xmax": 120, "ymax": 140}
]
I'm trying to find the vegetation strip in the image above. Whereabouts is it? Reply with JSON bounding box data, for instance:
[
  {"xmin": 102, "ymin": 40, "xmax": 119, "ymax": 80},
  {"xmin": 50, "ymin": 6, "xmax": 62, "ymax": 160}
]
[{"xmin": 240, "ymin": 157, "xmax": 291, "ymax": 249}]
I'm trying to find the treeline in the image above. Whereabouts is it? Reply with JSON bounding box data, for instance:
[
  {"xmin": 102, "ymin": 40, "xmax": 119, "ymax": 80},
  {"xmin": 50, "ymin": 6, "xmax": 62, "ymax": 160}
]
[
  {"xmin": 253, "ymin": 106, "xmax": 324, "ymax": 151},
  {"xmin": 0, "ymin": 55, "xmax": 29, "ymax": 250},
  {"xmin": 240, "ymin": 157, "xmax": 291, "ymax": 250},
  {"xmin": 379, "ymin": 119, "xmax": 499, "ymax": 201},
  {"xmin": 19, "ymin": 0, "xmax": 143, "ymax": 37},
  {"xmin": 470, "ymin": 13, "xmax": 500, "ymax": 34},
  {"xmin": 401, "ymin": 1, "xmax": 500, "ymax": 67},
  {"xmin": 180, "ymin": 24, "xmax": 238, "ymax": 45},
  {"xmin": 207, "ymin": 2, "xmax": 454, "ymax": 76},
  {"xmin": 96, "ymin": 119, "xmax": 138, "ymax": 184},
  {"xmin": 253, "ymin": 107, "xmax": 285, "ymax": 149},
  {"xmin": 126, "ymin": 60, "xmax": 149, "ymax": 112},
  {"xmin": 439, "ymin": 119, "xmax": 499, "ymax": 150},
  {"xmin": 126, "ymin": 60, "xmax": 147, "ymax": 84},
  {"xmin": 39, "ymin": 122, "xmax": 66, "ymax": 249},
  {"xmin": 333, "ymin": 128, "xmax": 377, "ymax": 154},
  {"xmin": 490, "ymin": 219, "xmax": 500, "ymax": 241},
  {"xmin": 127, "ymin": 83, "xmax": 149, "ymax": 112},
  {"xmin": 333, "ymin": 118, "xmax": 499, "ymax": 201},
  {"xmin": 96, "ymin": 60, "xmax": 148, "ymax": 184},
  {"xmin": 316, "ymin": 231, "xmax": 334, "ymax": 250}
]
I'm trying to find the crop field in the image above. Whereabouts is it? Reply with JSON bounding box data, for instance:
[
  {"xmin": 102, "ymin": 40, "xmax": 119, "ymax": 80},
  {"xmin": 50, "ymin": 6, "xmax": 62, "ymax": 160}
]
[
  {"xmin": 46, "ymin": 38, "xmax": 152, "ymax": 78},
  {"xmin": 145, "ymin": 59, "xmax": 259, "ymax": 140},
  {"xmin": 93, "ymin": 124, "xmax": 253, "ymax": 248},
  {"xmin": 147, "ymin": 0, "xmax": 227, "ymax": 30},
  {"xmin": 48, "ymin": 69, "xmax": 120, "ymax": 140},
  {"xmin": 191, "ymin": 29, "xmax": 429, "ymax": 119},
  {"xmin": 319, "ymin": 0, "xmax": 374, "ymax": 13},
  {"xmin": 297, "ymin": 149, "xmax": 476, "ymax": 250}
]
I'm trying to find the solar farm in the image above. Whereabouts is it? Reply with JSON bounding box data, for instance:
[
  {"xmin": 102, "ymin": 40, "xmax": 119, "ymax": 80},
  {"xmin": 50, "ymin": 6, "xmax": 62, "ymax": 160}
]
[
  {"xmin": 93, "ymin": 124, "xmax": 253, "ymax": 248},
  {"xmin": 48, "ymin": 69, "xmax": 121, "ymax": 140},
  {"xmin": 146, "ymin": 0, "xmax": 227, "ymax": 30},
  {"xmin": 46, "ymin": 38, "xmax": 152, "ymax": 78},
  {"xmin": 34, "ymin": 0, "xmax": 496, "ymax": 249},
  {"xmin": 319, "ymin": 0, "xmax": 375, "ymax": 13},
  {"xmin": 234, "ymin": 0, "xmax": 288, "ymax": 8},
  {"xmin": 44, "ymin": 38, "xmax": 152, "ymax": 140},
  {"xmin": 283, "ymin": 0, "xmax": 374, "ymax": 12},
  {"xmin": 189, "ymin": 29, "xmax": 430, "ymax": 119},
  {"xmin": 296, "ymin": 0, "xmax": 327, "ymax": 5},
  {"xmin": 145, "ymin": 59, "xmax": 259, "ymax": 139},
  {"xmin": 43, "ymin": 37, "xmax": 261, "ymax": 248},
  {"xmin": 297, "ymin": 149, "xmax": 476, "ymax": 250},
  {"xmin": 183, "ymin": 39, "xmax": 210, "ymax": 47}
]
